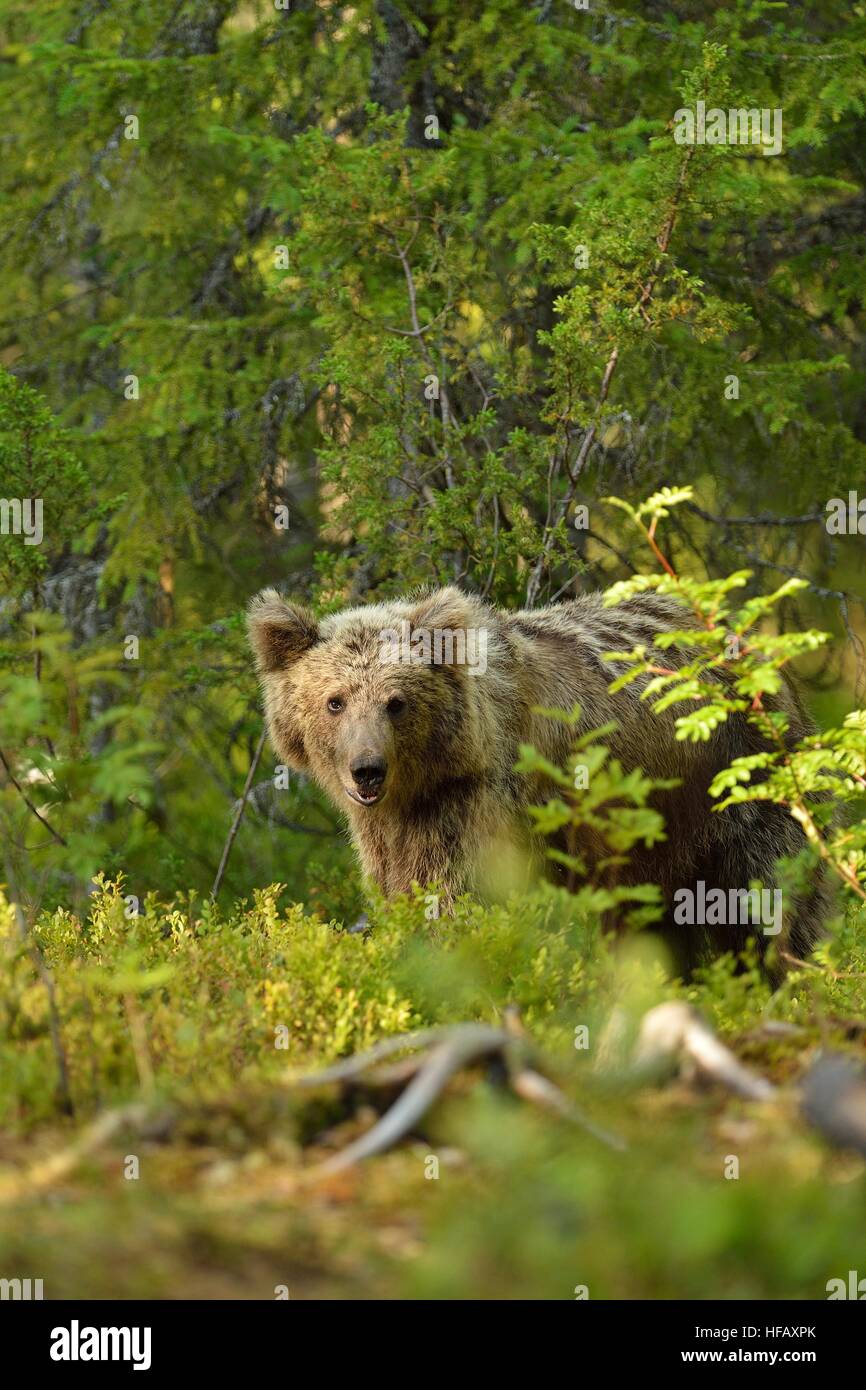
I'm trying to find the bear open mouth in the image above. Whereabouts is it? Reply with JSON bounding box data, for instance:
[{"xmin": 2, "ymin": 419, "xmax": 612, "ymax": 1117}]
[{"xmin": 346, "ymin": 785, "xmax": 385, "ymax": 807}]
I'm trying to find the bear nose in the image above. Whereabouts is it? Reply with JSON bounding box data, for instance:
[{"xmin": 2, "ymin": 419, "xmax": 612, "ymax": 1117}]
[{"xmin": 350, "ymin": 755, "xmax": 387, "ymax": 788}]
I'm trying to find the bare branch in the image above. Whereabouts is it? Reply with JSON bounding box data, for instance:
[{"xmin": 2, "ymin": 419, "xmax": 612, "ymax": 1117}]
[
  {"xmin": 634, "ymin": 1002, "xmax": 776, "ymax": 1102},
  {"xmin": 210, "ymin": 724, "xmax": 268, "ymax": 899},
  {"xmin": 0, "ymin": 747, "xmax": 67, "ymax": 846}
]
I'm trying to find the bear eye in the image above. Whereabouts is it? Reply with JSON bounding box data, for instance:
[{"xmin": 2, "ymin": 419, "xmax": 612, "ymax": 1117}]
[
  {"xmin": 386, "ymin": 696, "xmax": 406, "ymax": 716},
  {"xmin": 327, "ymin": 696, "xmax": 344, "ymax": 714}
]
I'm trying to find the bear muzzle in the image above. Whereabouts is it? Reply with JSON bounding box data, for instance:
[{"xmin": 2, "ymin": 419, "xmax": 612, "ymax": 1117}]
[{"xmin": 346, "ymin": 754, "xmax": 388, "ymax": 807}]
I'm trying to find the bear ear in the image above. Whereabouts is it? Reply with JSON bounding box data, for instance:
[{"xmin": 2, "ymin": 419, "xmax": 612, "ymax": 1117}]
[
  {"xmin": 247, "ymin": 589, "xmax": 319, "ymax": 673},
  {"xmin": 408, "ymin": 585, "xmax": 474, "ymax": 633}
]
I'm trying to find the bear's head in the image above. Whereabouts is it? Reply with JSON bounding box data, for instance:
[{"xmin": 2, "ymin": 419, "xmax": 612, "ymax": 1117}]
[{"xmin": 247, "ymin": 586, "xmax": 490, "ymax": 812}]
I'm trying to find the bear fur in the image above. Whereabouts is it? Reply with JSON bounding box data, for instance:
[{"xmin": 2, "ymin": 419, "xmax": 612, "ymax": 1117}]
[{"xmin": 247, "ymin": 584, "xmax": 830, "ymax": 977}]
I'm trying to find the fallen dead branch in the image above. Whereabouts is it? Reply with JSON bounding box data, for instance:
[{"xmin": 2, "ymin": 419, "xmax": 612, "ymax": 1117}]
[
  {"xmin": 286, "ymin": 1016, "xmax": 626, "ymax": 1174},
  {"xmin": 9, "ymin": 1001, "xmax": 861, "ymax": 1204},
  {"xmin": 508, "ymin": 1066, "xmax": 626, "ymax": 1149},
  {"xmin": 633, "ymin": 1002, "xmax": 777, "ymax": 1102},
  {"xmin": 309, "ymin": 1024, "xmax": 512, "ymax": 1176},
  {"xmin": 0, "ymin": 1015, "xmax": 625, "ymax": 1200},
  {"xmin": 280, "ymin": 1028, "xmax": 447, "ymax": 1089}
]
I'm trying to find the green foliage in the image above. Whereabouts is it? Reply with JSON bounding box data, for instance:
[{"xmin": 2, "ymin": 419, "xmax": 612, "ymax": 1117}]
[
  {"xmin": 600, "ymin": 487, "xmax": 866, "ymax": 905},
  {"xmin": 0, "ymin": 877, "xmax": 606, "ymax": 1124},
  {"xmin": 2, "ymin": 877, "xmax": 866, "ymax": 1299},
  {"xmin": 0, "ymin": 368, "xmax": 91, "ymax": 587},
  {"xmin": 516, "ymin": 704, "xmax": 672, "ymax": 928}
]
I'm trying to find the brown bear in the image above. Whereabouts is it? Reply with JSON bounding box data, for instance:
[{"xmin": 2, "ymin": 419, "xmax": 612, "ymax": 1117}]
[{"xmin": 247, "ymin": 584, "xmax": 830, "ymax": 978}]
